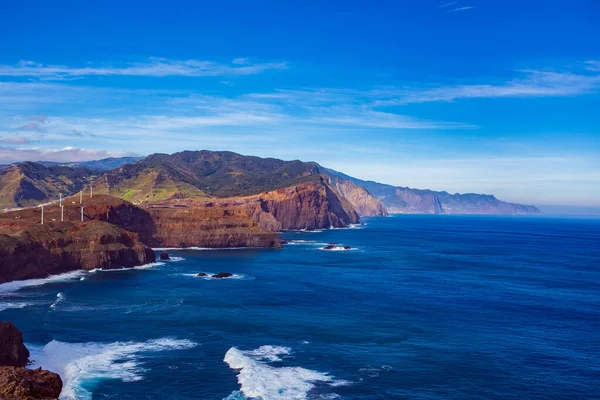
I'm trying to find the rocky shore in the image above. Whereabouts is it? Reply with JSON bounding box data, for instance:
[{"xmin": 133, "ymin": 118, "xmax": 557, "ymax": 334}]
[{"xmin": 0, "ymin": 322, "xmax": 62, "ymax": 399}]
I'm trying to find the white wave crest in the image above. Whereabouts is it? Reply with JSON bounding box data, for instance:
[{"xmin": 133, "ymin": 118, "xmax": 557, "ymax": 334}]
[
  {"xmin": 182, "ymin": 272, "xmax": 252, "ymax": 280},
  {"xmin": 224, "ymin": 345, "xmax": 347, "ymax": 400},
  {"xmin": 29, "ymin": 338, "xmax": 197, "ymax": 400},
  {"xmin": 91, "ymin": 262, "xmax": 165, "ymax": 273},
  {"xmin": 50, "ymin": 292, "xmax": 65, "ymax": 310},
  {"xmin": 0, "ymin": 271, "xmax": 87, "ymax": 295}
]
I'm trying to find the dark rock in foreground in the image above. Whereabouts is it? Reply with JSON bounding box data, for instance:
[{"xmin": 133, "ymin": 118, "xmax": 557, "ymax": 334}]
[
  {"xmin": 0, "ymin": 366, "xmax": 62, "ymax": 399},
  {"xmin": 0, "ymin": 322, "xmax": 29, "ymax": 367},
  {"xmin": 196, "ymin": 272, "xmax": 208, "ymax": 277},
  {"xmin": 212, "ymin": 272, "xmax": 234, "ymax": 279},
  {"xmin": 0, "ymin": 322, "xmax": 62, "ymax": 399},
  {"xmin": 160, "ymin": 251, "xmax": 170, "ymax": 260}
]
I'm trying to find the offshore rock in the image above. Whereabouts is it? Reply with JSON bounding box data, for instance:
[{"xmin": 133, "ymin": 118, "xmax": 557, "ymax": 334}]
[{"xmin": 212, "ymin": 272, "xmax": 234, "ymax": 279}]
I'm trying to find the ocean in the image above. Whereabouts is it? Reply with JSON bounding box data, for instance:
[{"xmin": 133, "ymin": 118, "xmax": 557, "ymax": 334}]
[{"xmin": 1, "ymin": 215, "xmax": 599, "ymax": 399}]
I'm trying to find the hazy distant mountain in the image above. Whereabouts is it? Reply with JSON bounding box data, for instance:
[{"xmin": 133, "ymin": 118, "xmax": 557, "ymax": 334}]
[
  {"xmin": 324, "ymin": 168, "xmax": 540, "ymax": 215},
  {"xmin": 37, "ymin": 157, "xmax": 143, "ymax": 171},
  {"xmin": 0, "ymin": 162, "xmax": 94, "ymax": 208}
]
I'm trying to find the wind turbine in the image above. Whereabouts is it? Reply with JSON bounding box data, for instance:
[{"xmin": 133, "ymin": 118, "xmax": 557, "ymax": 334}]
[
  {"xmin": 80, "ymin": 205, "xmax": 85, "ymax": 222},
  {"xmin": 40, "ymin": 204, "xmax": 44, "ymax": 225},
  {"xmin": 90, "ymin": 184, "xmax": 93, "ymax": 199},
  {"xmin": 59, "ymin": 193, "xmax": 64, "ymax": 222}
]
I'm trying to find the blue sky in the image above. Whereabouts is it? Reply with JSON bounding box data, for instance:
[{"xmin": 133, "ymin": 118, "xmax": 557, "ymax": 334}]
[{"xmin": 1, "ymin": 0, "xmax": 599, "ymax": 206}]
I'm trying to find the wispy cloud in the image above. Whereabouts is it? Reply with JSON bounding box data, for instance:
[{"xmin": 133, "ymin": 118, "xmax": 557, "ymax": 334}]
[
  {"xmin": 448, "ymin": 6, "xmax": 475, "ymax": 13},
  {"xmin": 0, "ymin": 145, "xmax": 137, "ymax": 163},
  {"xmin": 0, "ymin": 58, "xmax": 288, "ymax": 80},
  {"xmin": 373, "ymin": 66, "xmax": 600, "ymax": 105},
  {"xmin": 0, "ymin": 137, "xmax": 30, "ymax": 144},
  {"xmin": 439, "ymin": 2, "xmax": 457, "ymax": 8}
]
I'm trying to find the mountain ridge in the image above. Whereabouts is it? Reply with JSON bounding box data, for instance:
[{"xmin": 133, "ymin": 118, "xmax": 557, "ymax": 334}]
[
  {"xmin": 0, "ymin": 152, "xmax": 540, "ymax": 215},
  {"xmin": 324, "ymin": 167, "xmax": 541, "ymax": 215}
]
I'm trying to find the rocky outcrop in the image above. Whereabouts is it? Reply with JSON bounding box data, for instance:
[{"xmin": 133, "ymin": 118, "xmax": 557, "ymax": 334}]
[
  {"xmin": 242, "ymin": 177, "xmax": 360, "ymax": 230},
  {"xmin": 0, "ymin": 323, "xmax": 62, "ymax": 400},
  {"xmin": 212, "ymin": 272, "xmax": 233, "ymax": 279},
  {"xmin": 0, "ymin": 366, "xmax": 62, "ymax": 399},
  {"xmin": 0, "ymin": 215, "xmax": 155, "ymax": 284},
  {"xmin": 82, "ymin": 195, "xmax": 281, "ymax": 249},
  {"xmin": 328, "ymin": 177, "xmax": 388, "ymax": 217},
  {"xmin": 0, "ymin": 322, "xmax": 29, "ymax": 368}
]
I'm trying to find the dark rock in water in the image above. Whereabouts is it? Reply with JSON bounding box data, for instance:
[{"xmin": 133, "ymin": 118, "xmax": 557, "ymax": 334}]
[
  {"xmin": 0, "ymin": 322, "xmax": 29, "ymax": 367},
  {"xmin": 281, "ymin": 239, "xmax": 289, "ymax": 245},
  {"xmin": 160, "ymin": 251, "xmax": 170, "ymax": 260},
  {"xmin": 343, "ymin": 245, "xmax": 352, "ymax": 250},
  {"xmin": 197, "ymin": 272, "xmax": 208, "ymax": 277},
  {"xmin": 323, "ymin": 243, "xmax": 337, "ymax": 250},
  {"xmin": 212, "ymin": 272, "xmax": 234, "ymax": 279},
  {"xmin": 0, "ymin": 366, "xmax": 62, "ymax": 399}
]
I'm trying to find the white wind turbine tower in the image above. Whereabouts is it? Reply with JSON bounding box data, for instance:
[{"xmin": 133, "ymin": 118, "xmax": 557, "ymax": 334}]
[
  {"xmin": 80, "ymin": 205, "xmax": 85, "ymax": 223},
  {"xmin": 59, "ymin": 193, "xmax": 64, "ymax": 222},
  {"xmin": 40, "ymin": 204, "xmax": 44, "ymax": 225}
]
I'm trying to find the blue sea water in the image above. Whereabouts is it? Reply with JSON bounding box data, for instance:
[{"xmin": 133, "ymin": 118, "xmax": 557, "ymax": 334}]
[{"xmin": 1, "ymin": 215, "xmax": 599, "ymax": 399}]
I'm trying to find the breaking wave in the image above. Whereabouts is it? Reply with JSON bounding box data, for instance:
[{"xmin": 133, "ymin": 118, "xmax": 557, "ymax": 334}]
[
  {"xmin": 29, "ymin": 338, "xmax": 197, "ymax": 400},
  {"xmin": 223, "ymin": 345, "xmax": 348, "ymax": 400},
  {"xmin": 0, "ymin": 271, "xmax": 87, "ymax": 295}
]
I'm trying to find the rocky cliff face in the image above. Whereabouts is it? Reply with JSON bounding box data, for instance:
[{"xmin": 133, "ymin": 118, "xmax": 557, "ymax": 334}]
[
  {"xmin": 238, "ymin": 177, "xmax": 360, "ymax": 230},
  {"xmin": 0, "ymin": 216, "xmax": 155, "ymax": 284},
  {"xmin": 0, "ymin": 322, "xmax": 62, "ymax": 400},
  {"xmin": 82, "ymin": 195, "xmax": 282, "ymax": 248},
  {"xmin": 0, "ymin": 322, "xmax": 29, "ymax": 368},
  {"xmin": 328, "ymin": 177, "xmax": 388, "ymax": 217}
]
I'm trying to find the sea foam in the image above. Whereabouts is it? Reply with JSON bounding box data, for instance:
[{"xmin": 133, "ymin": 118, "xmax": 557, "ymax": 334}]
[
  {"xmin": 0, "ymin": 271, "xmax": 87, "ymax": 295},
  {"xmin": 223, "ymin": 345, "xmax": 347, "ymax": 400},
  {"xmin": 29, "ymin": 338, "xmax": 197, "ymax": 400}
]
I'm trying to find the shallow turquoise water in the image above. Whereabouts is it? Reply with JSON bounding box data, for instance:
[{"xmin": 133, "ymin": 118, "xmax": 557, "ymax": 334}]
[{"xmin": 1, "ymin": 215, "xmax": 599, "ymax": 399}]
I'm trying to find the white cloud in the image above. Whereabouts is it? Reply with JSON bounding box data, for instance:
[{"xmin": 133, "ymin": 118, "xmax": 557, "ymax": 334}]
[{"xmin": 0, "ymin": 58, "xmax": 288, "ymax": 80}]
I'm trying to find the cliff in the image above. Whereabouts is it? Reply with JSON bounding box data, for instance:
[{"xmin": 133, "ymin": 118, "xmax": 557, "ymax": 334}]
[
  {"xmin": 247, "ymin": 177, "xmax": 360, "ymax": 230},
  {"xmin": 0, "ymin": 322, "xmax": 62, "ymax": 400},
  {"xmin": 82, "ymin": 195, "xmax": 282, "ymax": 248},
  {"xmin": 324, "ymin": 168, "xmax": 541, "ymax": 215},
  {"xmin": 0, "ymin": 322, "xmax": 29, "ymax": 368},
  {"xmin": 0, "ymin": 209, "xmax": 155, "ymax": 284},
  {"xmin": 327, "ymin": 177, "xmax": 388, "ymax": 217}
]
